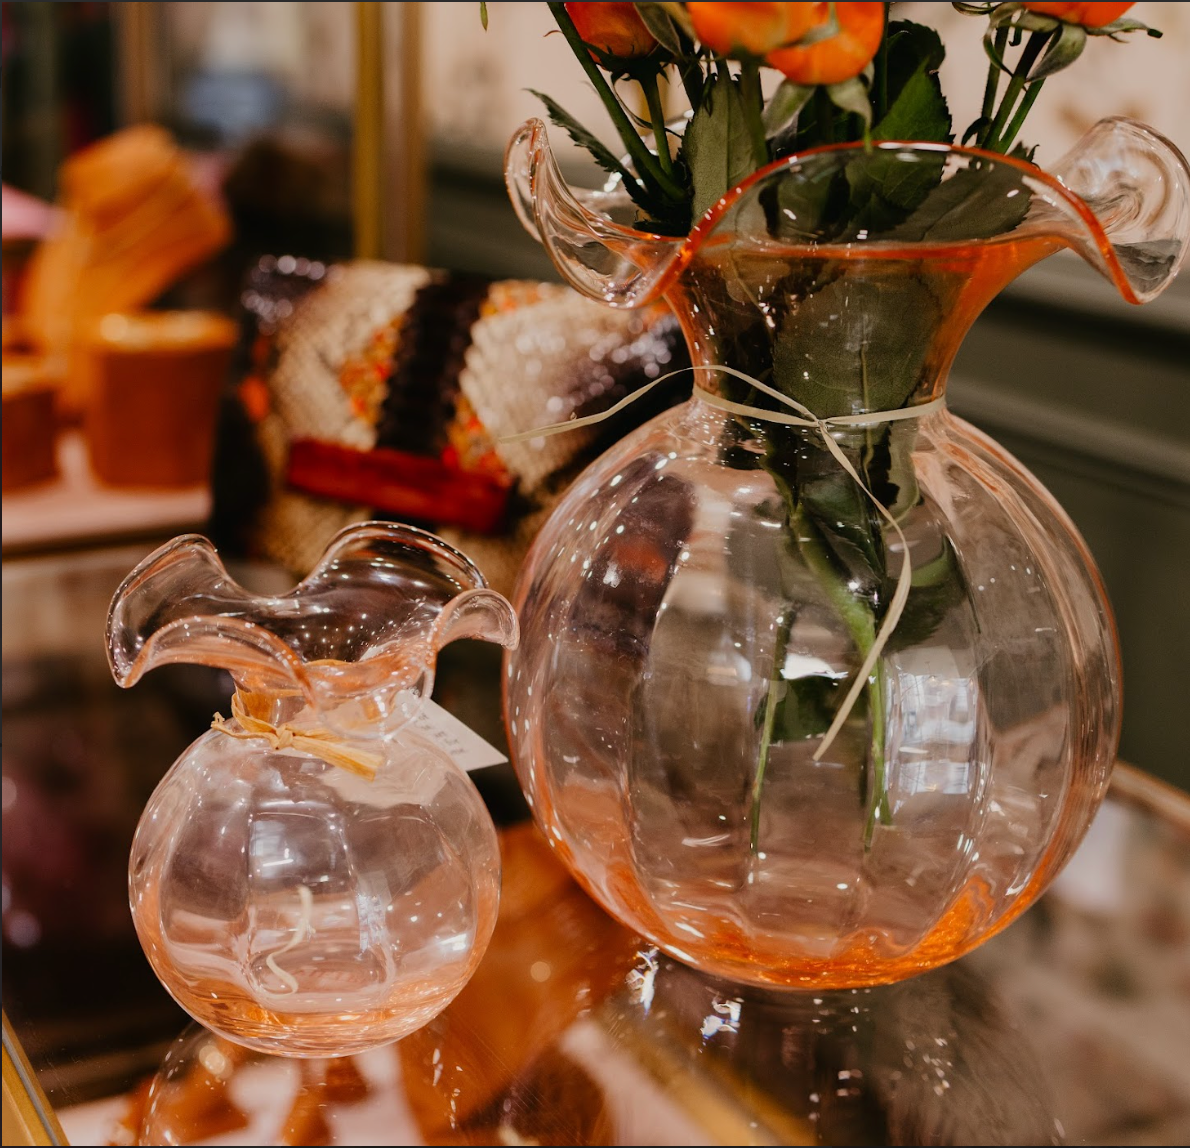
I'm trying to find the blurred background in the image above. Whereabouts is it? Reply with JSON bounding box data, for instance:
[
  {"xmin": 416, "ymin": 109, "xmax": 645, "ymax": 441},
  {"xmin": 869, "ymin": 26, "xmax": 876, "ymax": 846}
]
[{"xmin": 1, "ymin": 1, "xmax": 1188, "ymax": 1136}]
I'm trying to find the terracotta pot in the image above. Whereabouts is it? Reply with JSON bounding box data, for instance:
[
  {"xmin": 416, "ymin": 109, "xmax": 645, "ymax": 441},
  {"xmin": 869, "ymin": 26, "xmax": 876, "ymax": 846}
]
[
  {"xmin": 2, "ymin": 355, "xmax": 59, "ymax": 492},
  {"xmin": 82, "ymin": 311, "xmax": 237, "ymax": 488}
]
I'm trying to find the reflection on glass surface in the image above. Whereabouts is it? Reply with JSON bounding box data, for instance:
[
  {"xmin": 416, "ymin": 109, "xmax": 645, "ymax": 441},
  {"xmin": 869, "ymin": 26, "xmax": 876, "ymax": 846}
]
[
  {"xmin": 119, "ymin": 950, "xmax": 1064, "ymax": 1147},
  {"xmin": 30, "ymin": 797, "xmax": 1188, "ymax": 1147}
]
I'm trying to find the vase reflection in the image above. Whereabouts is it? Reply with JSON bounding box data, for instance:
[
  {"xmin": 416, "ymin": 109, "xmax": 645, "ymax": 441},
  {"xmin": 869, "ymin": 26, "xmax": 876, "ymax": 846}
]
[{"xmin": 121, "ymin": 824, "xmax": 1058, "ymax": 1147}]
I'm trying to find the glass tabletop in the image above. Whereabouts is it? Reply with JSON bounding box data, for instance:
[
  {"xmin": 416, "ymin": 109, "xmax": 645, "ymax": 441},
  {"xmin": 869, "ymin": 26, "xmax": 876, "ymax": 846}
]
[{"xmin": 3, "ymin": 544, "xmax": 1189, "ymax": 1146}]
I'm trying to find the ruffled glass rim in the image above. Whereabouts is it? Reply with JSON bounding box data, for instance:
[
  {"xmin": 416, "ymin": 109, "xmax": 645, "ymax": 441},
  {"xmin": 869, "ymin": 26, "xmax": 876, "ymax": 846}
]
[{"xmin": 507, "ymin": 116, "xmax": 1190, "ymax": 308}]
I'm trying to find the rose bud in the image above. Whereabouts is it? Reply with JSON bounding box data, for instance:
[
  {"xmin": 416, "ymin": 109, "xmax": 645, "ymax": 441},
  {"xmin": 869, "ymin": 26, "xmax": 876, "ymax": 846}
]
[
  {"xmin": 688, "ymin": 3, "xmax": 817, "ymax": 58},
  {"xmin": 766, "ymin": 2, "xmax": 884, "ymax": 86},
  {"xmin": 565, "ymin": 2, "xmax": 658, "ymax": 60}
]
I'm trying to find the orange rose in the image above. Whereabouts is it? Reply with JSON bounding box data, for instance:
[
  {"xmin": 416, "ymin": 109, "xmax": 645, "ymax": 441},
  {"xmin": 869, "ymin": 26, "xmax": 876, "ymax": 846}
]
[
  {"xmin": 687, "ymin": 3, "xmax": 817, "ymax": 57},
  {"xmin": 565, "ymin": 3, "xmax": 657, "ymax": 60},
  {"xmin": 766, "ymin": 2, "xmax": 884, "ymax": 86},
  {"xmin": 1021, "ymin": 3, "xmax": 1134, "ymax": 26}
]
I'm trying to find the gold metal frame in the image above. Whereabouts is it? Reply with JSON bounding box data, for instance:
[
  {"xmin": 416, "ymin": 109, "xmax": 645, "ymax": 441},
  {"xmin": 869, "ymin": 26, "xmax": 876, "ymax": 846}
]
[
  {"xmin": 354, "ymin": 0, "xmax": 425, "ymax": 261},
  {"xmin": 394, "ymin": 1, "xmax": 426, "ymax": 264},
  {"xmin": 2, "ymin": 1013, "xmax": 65, "ymax": 1147},
  {"xmin": 353, "ymin": 1, "xmax": 385, "ymax": 259},
  {"xmin": 114, "ymin": 2, "xmax": 163, "ymax": 125}
]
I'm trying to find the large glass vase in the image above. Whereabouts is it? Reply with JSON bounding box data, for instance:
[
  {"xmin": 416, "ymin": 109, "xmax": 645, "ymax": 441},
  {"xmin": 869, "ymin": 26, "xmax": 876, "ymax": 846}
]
[{"xmin": 502, "ymin": 117, "xmax": 1189, "ymax": 987}]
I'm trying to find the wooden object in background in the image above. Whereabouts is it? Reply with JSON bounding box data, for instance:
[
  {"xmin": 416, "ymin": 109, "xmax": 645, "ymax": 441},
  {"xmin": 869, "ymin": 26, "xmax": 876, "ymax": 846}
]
[
  {"xmin": 397, "ymin": 824, "xmax": 640, "ymax": 1142},
  {"xmin": 2, "ymin": 357, "xmax": 59, "ymax": 493},
  {"xmin": 82, "ymin": 311, "xmax": 237, "ymax": 489}
]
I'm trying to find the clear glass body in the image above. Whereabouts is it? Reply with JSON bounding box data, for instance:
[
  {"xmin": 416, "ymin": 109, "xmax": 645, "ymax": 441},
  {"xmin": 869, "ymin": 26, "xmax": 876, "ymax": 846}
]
[
  {"xmin": 503, "ymin": 120, "xmax": 1189, "ymax": 986},
  {"xmin": 130, "ymin": 722, "xmax": 501, "ymax": 1056},
  {"xmin": 108, "ymin": 522, "xmax": 519, "ymax": 1054},
  {"xmin": 508, "ymin": 398, "xmax": 1118, "ymax": 986}
]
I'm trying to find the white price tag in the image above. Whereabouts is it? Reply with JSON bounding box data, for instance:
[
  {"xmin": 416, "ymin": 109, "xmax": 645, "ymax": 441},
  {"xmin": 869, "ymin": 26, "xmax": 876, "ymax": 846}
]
[{"xmin": 410, "ymin": 698, "xmax": 509, "ymax": 772}]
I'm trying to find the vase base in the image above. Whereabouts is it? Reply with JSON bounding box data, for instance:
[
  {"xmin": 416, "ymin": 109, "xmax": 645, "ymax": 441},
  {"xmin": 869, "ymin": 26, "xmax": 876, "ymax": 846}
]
[
  {"xmin": 560, "ymin": 843, "xmax": 1042, "ymax": 989},
  {"xmin": 157, "ymin": 972, "xmax": 476, "ymax": 1058}
]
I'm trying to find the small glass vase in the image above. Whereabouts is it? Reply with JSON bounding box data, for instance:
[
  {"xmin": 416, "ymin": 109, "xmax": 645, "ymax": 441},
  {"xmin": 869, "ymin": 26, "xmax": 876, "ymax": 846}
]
[
  {"xmin": 502, "ymin": 117, "xmax": 1189, "ymax": 987},
  {"xmin": 107, "ymin": 522, "xmax": 519, "ymax": 1055}
]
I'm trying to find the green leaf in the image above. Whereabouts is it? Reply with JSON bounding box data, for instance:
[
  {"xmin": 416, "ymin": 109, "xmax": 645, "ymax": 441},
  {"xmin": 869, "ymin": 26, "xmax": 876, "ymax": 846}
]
[
  {"xmin": 769, "ymin": 163, "xmax": 851, "ymax": 243},
  {"xmin": 886, "ymin": 537, "xmax": 967, "ymax": 651},
  {"xmin": 885, "ymin": 20, "xmax": 945, "ymax": 83},
  {"xmin": 1093, "ymin": 17, "xmax": 1162, "ymax": 39},
  {"xmin": 812, "ymin": 21, "xmax": 954, "ymax": 240},
  {"xmin": 768, "ymin": 675, "xmax": 844, "ymax": 743},
  {"xmin": 654, "ymin": 0, "xmax": 695, "ymax": 38},
  {"xmin": 635, "ymin": 2, "xmax": 683, "ymax": 55},
  {"xmin": 871, "ymin": 23, "xmax": 950, "ymax": 142},
  {"xmin": 962, "ymin": 115, "xmax": 991, "ymax": 145},
  {"xmin": 771, "ymin": 272, "xmax": 942, "ymax": 414},
  {"xmin": 757, "ymin": 266, "xmax": 937, "ymax": 592},
  {"xmin": 1029, "ymin": 21, "xmax": 1086, "ymax": 80},
  {"xmin": 983, "ymin": 7, "xmax": 1063, "ymax": 75},
  {"xmin": 881, "ymin": 155, "xmax": 1032, "ymax": 243},
  {"xmin": 479, "ymin": 1, "xmax": 488, "ymax": 30},
  {"xmin": 763, "ymin": 79, "xmax": 814, "ymax": 139},
  {"xmin": 841, "ymin": 148, "xmax": 947, "ymax": 239},
  {"xmin": 528, "ymin": 89, "xmax": 657, "ymax": 214},
  {"xmin": 799, "ymin": 462, "xmax": 887, "ymax": 579},
  {"xmin": 681, "ymin": 71, "xmax": 758, "ymax": 221},
  {"xmin": 882, "ymin": 426, "xmax": 921, "ymax": 522}
]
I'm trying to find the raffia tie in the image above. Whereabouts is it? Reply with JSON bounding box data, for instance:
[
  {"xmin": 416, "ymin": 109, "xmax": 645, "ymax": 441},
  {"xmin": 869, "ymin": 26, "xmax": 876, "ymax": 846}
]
[
  {"xmin": 211, "ymin": 691, "xmax": 383, "ymax": 781},
  {"xmin": 500, "ymin": 364, "xmax": 947, "ymax": 761}
]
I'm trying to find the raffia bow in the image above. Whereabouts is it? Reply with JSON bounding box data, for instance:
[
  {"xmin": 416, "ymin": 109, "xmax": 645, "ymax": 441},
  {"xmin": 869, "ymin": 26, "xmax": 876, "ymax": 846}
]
[{"xmin": 211, "ymin": 690, "xmax": 383, "ymax": 781}]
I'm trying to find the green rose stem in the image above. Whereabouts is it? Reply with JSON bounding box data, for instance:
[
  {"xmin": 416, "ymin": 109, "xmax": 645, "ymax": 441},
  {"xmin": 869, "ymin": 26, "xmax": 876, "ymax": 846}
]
[
  {"xmin": 640, "ymin": 70, "xmax": 676, "ymax": 178},
  {"xmin": 676, "ymin": 52, "xmax": 705, "ymax": 113},
  {"xmin": 737, "ymin": 58, "xmax": 770, "ymax": 168},
  {"xmin": 992, "ymin": 77, "xmax": 1046, "ymax": 153},
  {"xmin": 791, "ymin": 505, "xmax": 891, "ymax": 837},
  {"xmin": 751, "ymin": 607, "xmax": 795, "ymax": 861},
  {"xmin": 547, "ymin": 2, "xmax": 686, "ymax": 205},
  {"xmin": 982, "ymin": 29, "xmax": 1051, "ymax": 152},
  {"xmin": 815, "ymin": 86, "xmax": 837, "ymax": 145},
  {"xmin": 977, "ymin": 26, "xmax": 1010, "ymax": 144},
  {"xmin": 750, "ymin": 458, "xmax": 893, "ymax": 862}
]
